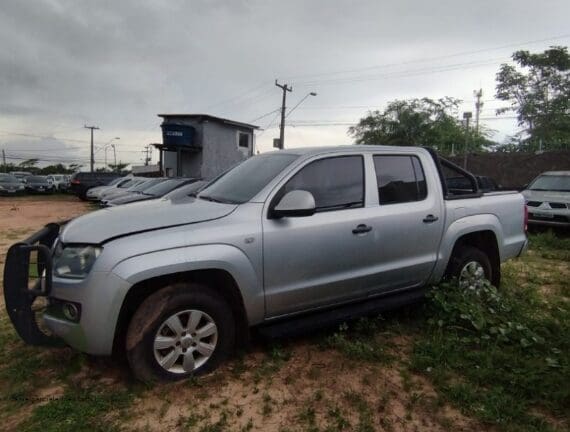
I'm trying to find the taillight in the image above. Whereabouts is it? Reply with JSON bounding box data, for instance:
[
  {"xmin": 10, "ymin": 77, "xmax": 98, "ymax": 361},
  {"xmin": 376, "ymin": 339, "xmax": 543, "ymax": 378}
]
[
  {"xmin": 71, "ymin": 179, "xmax": 80, "ymax": 185},
  {"xmin": 524, "ymin": 204, "xmax": 528, "ymax": 233}
]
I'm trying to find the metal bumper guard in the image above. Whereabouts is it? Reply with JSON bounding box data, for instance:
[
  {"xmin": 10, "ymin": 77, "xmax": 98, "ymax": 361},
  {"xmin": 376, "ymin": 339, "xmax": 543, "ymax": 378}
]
[{"xmin": 3, "ymin": 223, "xmax": 62, "ymax": 346}]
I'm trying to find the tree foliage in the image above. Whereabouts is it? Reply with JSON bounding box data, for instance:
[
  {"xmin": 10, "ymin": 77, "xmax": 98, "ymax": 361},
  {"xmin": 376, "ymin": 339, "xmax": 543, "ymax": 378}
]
[
  {"xmin": 496, "ymin": 46, "xmax": 570, "ymax": 150},
  {"xmin": 348, "ymin": 97, "xmax": 493, "ymax": 155}
]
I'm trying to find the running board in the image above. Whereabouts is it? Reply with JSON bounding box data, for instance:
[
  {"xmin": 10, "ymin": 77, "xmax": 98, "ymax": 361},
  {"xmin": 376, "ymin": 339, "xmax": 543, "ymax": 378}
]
[{"xmin": 255, "ymin": 288, "xmax": 428, "ymax": 339}]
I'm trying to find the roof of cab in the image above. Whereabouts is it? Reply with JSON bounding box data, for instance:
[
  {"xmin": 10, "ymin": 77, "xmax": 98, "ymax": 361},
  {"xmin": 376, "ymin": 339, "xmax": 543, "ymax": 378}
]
[{"xmin": 274, "ymin": 145, "xmax": 427, "ymax": 157}]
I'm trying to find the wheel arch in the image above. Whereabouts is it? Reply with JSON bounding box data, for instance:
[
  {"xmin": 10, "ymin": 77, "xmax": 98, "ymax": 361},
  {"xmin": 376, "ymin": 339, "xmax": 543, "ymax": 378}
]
[
  {"xmin": 112, "ymin": 268, "xmax": 250, "ymax": 357},
  {"xmin": 446, "ymin": 230, "xmax": 501, "ymax": 286}
]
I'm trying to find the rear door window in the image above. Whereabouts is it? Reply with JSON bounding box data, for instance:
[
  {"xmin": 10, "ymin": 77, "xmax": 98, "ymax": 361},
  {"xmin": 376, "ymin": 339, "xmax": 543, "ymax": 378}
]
[
  {"xmin": 373, "ymin": 155, "xmax": 427, "ymax": 205},
  {"xmin": 281, "ymin": 155, "xmax": 365, "ymax": 211}
]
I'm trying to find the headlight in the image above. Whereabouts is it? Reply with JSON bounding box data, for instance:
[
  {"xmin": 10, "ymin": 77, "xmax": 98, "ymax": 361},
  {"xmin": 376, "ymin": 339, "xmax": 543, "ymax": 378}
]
[{"xmin": 53, "ymin": 244, "xmax": 102, "ymax": 279}]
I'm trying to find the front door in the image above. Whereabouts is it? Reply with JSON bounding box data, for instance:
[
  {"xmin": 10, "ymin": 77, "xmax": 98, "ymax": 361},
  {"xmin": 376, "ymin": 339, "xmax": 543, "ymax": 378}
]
[{"xmin": 262, "ymin": 155, "xmax": 377, "ymax": 317}]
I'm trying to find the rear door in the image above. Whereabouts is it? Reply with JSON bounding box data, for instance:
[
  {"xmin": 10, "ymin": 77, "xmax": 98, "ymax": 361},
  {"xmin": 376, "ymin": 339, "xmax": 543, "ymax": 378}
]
[
  {"xmin": 367, "ymin": 153, "xmax": 445, "ymax": 292},
  {"xmin": 262, "ymin": 154, "xmax": 380, "ymax": 317}
]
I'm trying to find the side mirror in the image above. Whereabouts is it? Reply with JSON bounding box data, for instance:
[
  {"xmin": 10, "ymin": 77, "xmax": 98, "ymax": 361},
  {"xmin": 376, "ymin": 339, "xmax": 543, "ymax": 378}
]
[{"xmin": 273, "ymin": 190, "xmax": 316, "ymax": 218}]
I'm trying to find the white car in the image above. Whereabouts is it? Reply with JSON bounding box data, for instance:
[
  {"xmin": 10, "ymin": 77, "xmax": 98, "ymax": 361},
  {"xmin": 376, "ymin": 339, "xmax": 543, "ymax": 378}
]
[{"xmin": 46, "ymin": 174, "xmax": 70, "ymax": 191}]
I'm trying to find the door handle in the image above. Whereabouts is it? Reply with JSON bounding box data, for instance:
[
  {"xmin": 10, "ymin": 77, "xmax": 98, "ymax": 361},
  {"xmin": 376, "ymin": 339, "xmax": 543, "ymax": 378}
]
[
  {"xmin": 423, "ymin": 214, "xmax": 439, "ymax": 223},
  {"xmin": 352, "ymin": 224, "xmax": 372, "ymax": 234}
]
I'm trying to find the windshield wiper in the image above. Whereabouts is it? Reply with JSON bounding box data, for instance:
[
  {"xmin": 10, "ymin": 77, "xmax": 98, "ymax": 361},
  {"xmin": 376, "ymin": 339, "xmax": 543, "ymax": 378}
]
[{"xmin": 199, "ymin": 194, "xmax": 238, "ymax": 204}]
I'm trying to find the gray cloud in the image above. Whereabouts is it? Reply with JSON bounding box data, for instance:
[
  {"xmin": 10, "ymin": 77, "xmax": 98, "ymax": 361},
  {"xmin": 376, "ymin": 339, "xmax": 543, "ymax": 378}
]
[{"xmin": 0, "ymin": 0, "xmax": 569, "ymax": 163}]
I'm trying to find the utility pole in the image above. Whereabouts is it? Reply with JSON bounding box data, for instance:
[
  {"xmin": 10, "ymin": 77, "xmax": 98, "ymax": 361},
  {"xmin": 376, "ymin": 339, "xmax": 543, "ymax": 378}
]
[
  {"xmin": 275, "ymin": 80, "xmax": 292, "ymax": 149},
  {"xmin": 141, "ymin": 145, "xmax": 152, "ymax": 166},
  {"xmin": 474, "ymin": 89, "xmax": 483, "ymax": 136},
  {"xmin": 111, "ymin": 144, "xmax": 117, "ymax": 170},
  {"xmin": 84, "ymin": 125, "xmax": 99, "ymax": 172},
  {"xmin": 463, "ymin": 112, "xmax": 472, "ymax": 169}
]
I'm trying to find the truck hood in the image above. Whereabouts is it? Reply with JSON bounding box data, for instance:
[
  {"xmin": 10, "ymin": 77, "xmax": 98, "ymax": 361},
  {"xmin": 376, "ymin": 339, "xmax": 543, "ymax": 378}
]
[
  {"xmin": 522, "ymin": 189, "xmax": 570, "ymax": 204},
  {"xmin": 60, "ymin": 197, "xmax": 237, "ymax": 244}
]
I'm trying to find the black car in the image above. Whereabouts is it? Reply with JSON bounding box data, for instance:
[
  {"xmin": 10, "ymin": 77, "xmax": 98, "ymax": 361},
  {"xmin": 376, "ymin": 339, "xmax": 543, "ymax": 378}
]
[
  {"xmin": 24, "ymin": 176, "xmax": 53, "ymax": 194},
  {"xmin": 70, "ymin": 172, "xmax": 121, "ymax": 200},
  {"xmin": 0, "ymin": 173, "xmax": 25, "ymax": 196},
  {"xmin": 106, "ymin": 178, "xmax": 201, "ymax": 206}
]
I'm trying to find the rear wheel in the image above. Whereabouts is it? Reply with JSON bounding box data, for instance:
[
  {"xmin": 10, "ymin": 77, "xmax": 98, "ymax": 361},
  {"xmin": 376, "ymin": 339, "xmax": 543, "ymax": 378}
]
[
  {"xmin": 446, "ymin": 245, "xmax": 493, "ymax": 290},
  {"xmin": 126, "ymin": 282, "xmax": 235, "ymax": 383}
]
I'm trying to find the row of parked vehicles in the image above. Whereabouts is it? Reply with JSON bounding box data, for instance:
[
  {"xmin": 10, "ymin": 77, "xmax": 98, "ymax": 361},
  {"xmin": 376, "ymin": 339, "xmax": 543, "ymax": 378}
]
[
  {"xmin": 0, "ymin": 172, "xmax": 71, "ymax": 195},
  {"xmin": 80, "ymin": 175, "xmax": 207, "ymax": 207}
]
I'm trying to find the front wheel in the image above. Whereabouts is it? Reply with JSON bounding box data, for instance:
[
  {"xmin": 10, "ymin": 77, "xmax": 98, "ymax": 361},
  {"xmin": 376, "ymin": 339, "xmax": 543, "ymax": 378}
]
[
  {"xmin": 126, "ymin": 282, "xmax": 235, "ymax": 383},
  {"xmin": 446, "ymin": 245, "xmax": 494, "ymax": 290}
]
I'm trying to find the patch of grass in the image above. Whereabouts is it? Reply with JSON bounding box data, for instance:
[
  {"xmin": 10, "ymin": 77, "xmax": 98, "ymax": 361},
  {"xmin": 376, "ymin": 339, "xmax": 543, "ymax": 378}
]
[
  {"xmin": 252, "ymin": 344, "xmax": 291, "ymax": 383},
  {"xmin": 411, "ymin": 242, "xmax": 570, "ymax": 432},
  {"xmin": 324, "ymin": 318, "xmax": 394, "ymax": 364},
  {"xmin": 18, "ymin": 383, "xmax": 133, "ymax": 432},
  {"xmin": 343, "ymin": 391, "xmax": 374, "ymax": 432}
]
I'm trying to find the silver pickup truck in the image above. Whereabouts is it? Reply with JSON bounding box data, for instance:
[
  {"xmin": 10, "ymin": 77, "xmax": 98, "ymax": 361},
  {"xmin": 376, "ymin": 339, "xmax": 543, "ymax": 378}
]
[{"xmin": 4, "ymin": 146, "xmax": 528, "ymax": 382}]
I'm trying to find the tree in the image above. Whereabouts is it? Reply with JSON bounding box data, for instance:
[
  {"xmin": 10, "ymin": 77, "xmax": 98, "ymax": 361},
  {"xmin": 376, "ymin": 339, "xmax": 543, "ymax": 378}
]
[
  {"xmin": 495, "ymin": 46, "xmax": 570, "ymax": 150},
  {"xmin": 108, "ymin": 162, "xmax": 128, "ymax": 172},
  {"xmin": 348, "ymin": 97, "xmax": 493, "ymax": 155}
]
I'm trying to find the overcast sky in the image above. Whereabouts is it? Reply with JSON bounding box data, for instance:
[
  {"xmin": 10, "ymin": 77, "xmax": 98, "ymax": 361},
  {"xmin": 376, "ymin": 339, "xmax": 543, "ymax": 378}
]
[{"xmin": 1, "ymin": 0, "xmax": 569, "ymax": 168}]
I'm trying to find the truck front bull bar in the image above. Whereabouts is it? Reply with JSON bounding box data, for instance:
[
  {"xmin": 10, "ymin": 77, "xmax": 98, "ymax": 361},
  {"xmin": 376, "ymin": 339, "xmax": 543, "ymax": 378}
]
[{"xmin": 3, "ymin": 222, "xmax": 63, "ymax": 346}]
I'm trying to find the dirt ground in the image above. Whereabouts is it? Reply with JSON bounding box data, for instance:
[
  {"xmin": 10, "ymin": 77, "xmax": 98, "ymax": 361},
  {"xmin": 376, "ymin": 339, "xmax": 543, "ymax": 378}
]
[{"xmin": 0, "ymin": 195, "xmax": 91, "ymax": 280}]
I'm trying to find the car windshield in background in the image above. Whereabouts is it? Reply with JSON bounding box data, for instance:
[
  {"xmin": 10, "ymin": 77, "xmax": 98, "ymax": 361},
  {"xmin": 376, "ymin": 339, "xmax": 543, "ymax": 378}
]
[
  {"xmin": 0, "ymin": 174, "xmax": 20, "ymax": 183},
  {"xmin": 107, "ymin": 177, "xmax": 124, "ymax": 186},
  {"xmin": 199, "ymin": 153, "xmax": 299, "ymax": 204},
  {"xmin": 143, "ymin": 179, "xmax": 189, "ymax": 196},
  {"xmin": 529, "ymin": 175, "xmax": 570, "ymax": 192},
  {"xmin": 130, "ymin": 178, "xmax": 165, "ymax": 192},
  {"xmin": 27, "ymin": 176, "xmax": 48, "ymax": 183}
]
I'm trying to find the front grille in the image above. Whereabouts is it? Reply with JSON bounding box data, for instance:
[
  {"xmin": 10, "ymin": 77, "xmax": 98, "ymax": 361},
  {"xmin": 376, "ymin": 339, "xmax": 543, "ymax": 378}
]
[
  {"xmin": 549, "ymin": 202, "xmax": 568, "ymax": 209},
  {"xmin": 526, "ymin": 201, "xmax": 541, "ymax": 207}
]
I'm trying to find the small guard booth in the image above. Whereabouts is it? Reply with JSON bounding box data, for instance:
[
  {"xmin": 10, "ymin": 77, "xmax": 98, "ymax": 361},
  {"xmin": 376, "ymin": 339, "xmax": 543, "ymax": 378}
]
[{"xmin": 154, "ymin": 114, "xmax": 259, "ymax": 179}]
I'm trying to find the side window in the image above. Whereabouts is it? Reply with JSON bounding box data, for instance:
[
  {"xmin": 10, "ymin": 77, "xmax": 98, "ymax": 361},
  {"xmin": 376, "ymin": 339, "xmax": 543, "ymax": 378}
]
[
  {"xmin": 442, "ymin": 163, "xmax": 477, "ymax": 196},
  {"xmin": 373, "ymin": 155, "xmax": 427, "ymax": 205},
  {"xmin": 281, "ymin": 156, "xmax": 364, "ymax": 211}
]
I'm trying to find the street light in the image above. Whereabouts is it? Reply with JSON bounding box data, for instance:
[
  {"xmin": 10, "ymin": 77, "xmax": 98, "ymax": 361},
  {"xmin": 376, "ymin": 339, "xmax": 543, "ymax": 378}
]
[
  {"xmin": 103, "ymin": 137, "xmax": 120, "ymax": 167},
  {"xmin": 286, "ymin": 92, "xmax": 318, "ymax": 119}
]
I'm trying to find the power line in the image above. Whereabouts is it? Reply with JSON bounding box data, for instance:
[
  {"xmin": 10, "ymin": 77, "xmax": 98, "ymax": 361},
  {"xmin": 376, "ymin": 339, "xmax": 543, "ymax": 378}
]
[
  {"xmin": 248, "ymin": 108, "xmax": 281, "ymax": 123},
  {"xmin": 292, "ymin": 57, "xmax": 507, "ymax": 87},
  {"xmin": 281, "ymin": 33, "xmax": 570, "ymax": 82}
]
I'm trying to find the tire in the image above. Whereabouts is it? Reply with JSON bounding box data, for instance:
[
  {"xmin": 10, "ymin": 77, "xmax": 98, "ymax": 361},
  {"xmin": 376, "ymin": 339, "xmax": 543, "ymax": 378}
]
[
  {"xmin": 126, "ymin": 282, "xmax": 235, "ymax": 383},
  {"xmin": 446, "ymin": 245, "xmax": 494, "ymax": 289}
]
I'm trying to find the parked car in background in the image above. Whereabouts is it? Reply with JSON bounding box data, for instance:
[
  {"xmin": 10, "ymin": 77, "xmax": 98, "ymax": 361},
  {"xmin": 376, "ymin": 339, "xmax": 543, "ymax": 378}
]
[
  {"xmin": 100, "ymin": 177, "xmax": 167, "ymax": 207},
  {"xmin": 23, "ymin": 175, "xmax": 53, "ymax": 194},
  {"xmin": 106, "ymin": 178, "xmax": 200, "ymax": 207},
  {"xmin": 522, "ymin": 171, "xmax": 570, "ymax": 227},
  {"xmin": 46, "ymin": 174, "xmax": 70, "ymax": 191},
  {"xmin": 86, "ymin": 177, "xmax": 131, "ymax": 201},
  {"xmin": 0, "ymin": 173, "xmax": 25, "ymax": 195},
  {"xmin": 9, "ymin": 171, "xmax": 33, "ymax": 182},
  {"xmin": 70, "ymin": 172, "xmax": 121, "ymax": 200},
  {"xmin": 4, "ymin": 146, "xmax": 528, "ymax": 382},
  {"xmin": 98, "ymin": 177, "xmax": 153, "ymax": 204},
  {"xmin": 162, "ymin": 180, "xmax": 209, "ymax": 200}
]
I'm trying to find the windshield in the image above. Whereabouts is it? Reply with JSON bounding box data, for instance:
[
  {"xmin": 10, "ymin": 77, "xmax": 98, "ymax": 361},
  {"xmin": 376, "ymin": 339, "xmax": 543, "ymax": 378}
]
[
  {"xmin": 528, "ymin": 175, "xmax": 570, "ymax": 192},
  {"xmin": 144, "ymin": 178, "xmax": 188, "ymax": 196},
  {"xmin": 107, "ymin": 177, "xmax": 124, "ymax": 186},
  {"xmin": 199, "ymin": 153, "xmax": 299, "ymax": 204},
  {"xmin": 130, "ymin": 178, "xmax": 165, "ymax": 192},
  {"xmin": 27, "ymin": 176, "xmax": 47, "ymax": 183},
  {"xmin": 0, "ymin": 174, "xmax": 19, "ymax": 183}
]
